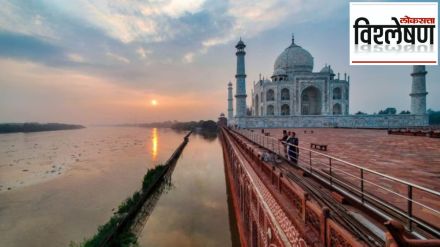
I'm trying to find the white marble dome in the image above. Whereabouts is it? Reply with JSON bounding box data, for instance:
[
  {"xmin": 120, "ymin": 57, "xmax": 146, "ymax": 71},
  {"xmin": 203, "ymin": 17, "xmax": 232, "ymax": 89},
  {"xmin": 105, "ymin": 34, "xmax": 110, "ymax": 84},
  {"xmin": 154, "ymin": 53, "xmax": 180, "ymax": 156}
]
[
  {"xmin": 263, "ymin": 78, "xmax": 271, "ymax": 84},
  {"xmin": 274, "ymin": 39, "xmax": 314, "ymax": 73},
  {"xmin": 320, "ymin": 65, "xmax": 334, "ymax": 74}
]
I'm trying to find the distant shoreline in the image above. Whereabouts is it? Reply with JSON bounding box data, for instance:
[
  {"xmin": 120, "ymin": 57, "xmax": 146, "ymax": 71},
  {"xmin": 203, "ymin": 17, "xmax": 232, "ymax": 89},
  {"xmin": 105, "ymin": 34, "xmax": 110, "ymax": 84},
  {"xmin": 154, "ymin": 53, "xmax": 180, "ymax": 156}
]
[
  {"xmin": 115, "ymin": 120, "xmax": 218, "ymax": 132},
  {"xmin": 0, "ymin": 123, "xmax": 85, "ymax": 134}
]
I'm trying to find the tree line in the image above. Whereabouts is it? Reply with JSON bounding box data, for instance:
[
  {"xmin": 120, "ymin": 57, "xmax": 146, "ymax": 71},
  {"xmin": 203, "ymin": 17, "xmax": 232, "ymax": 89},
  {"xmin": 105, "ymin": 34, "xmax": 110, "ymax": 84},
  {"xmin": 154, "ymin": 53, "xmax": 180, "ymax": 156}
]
[
  {"xmin": 121, "ymin": 120, "xmax": 218, "ymax": 132},
  {"xmin": 0, "ymin": 123, "xmax": 85, "ymax": 134},
  {"xmin": 354, "ymin": 108, "xmax": 440, "ymax": 125}
]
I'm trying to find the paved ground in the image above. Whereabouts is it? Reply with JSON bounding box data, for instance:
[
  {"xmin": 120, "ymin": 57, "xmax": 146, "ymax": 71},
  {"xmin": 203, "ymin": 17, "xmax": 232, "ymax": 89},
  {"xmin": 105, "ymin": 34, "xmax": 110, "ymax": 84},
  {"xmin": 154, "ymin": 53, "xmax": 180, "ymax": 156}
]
[
  {"xmin": 261, "ymin": 128, "xmax": 440, "ymax": 190},
  {"xmin": 253, "ymin": 128, "xmax": 440, "ymax": 229}
]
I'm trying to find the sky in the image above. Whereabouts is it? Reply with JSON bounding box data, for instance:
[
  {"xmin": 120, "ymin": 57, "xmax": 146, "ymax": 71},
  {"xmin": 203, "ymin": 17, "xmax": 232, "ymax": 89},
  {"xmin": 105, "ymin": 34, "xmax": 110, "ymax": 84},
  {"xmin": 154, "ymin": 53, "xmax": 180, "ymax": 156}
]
[{"xmin": 0, "ymin": 0, "xmax": 438, "ymax": 125}]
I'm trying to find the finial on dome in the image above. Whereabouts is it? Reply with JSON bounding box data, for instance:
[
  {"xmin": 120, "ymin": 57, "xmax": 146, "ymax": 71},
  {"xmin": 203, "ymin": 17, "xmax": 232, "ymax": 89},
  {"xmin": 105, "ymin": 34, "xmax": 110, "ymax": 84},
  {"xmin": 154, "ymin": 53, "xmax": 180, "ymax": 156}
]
[{"xmin": 291, "ymin": 33, "xmax": 295, "ymax": 44}]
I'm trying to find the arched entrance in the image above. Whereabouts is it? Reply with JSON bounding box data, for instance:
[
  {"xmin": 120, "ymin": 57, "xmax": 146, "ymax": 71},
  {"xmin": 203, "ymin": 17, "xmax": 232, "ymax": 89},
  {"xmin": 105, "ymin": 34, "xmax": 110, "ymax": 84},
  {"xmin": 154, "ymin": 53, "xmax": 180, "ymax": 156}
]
[
  {"xmin": 301, "ymin": 86, "xmax": 322, "ymax": 115},
  {"xmin": 266, "ymin": 89, "xmax": 275, "ymax": 101},
  {"xmin": 281, "ymin": 88, "xmax": 290, "ymax": 100},
  {"xmin": 281, "ymin": 104, "xmax": 290, "ymax": 116},
  {"xmin": 333, "ymin": 87, "xmax": 341, "ymax": 100},
  {"xmin": 333, "ymin": 103, "xmax": 342, "ymax": 115},
  {"xmin": 267, "ymin": 105, "xmax": 274, "ymax": 116}
]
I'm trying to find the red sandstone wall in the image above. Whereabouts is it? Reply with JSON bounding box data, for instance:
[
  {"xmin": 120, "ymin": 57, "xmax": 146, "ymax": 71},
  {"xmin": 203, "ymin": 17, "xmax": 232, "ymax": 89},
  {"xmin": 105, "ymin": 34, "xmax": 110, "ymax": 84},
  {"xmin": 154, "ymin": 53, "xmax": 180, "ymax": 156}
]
[{"xmin": 220, "ymin": 128, "xmax": 372, "ymax": 247}]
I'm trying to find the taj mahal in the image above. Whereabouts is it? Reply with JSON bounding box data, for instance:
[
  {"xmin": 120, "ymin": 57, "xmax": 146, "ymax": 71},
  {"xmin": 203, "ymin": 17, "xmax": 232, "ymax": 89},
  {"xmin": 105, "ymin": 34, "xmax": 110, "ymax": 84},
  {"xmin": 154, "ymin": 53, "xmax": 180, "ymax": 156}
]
[{"xmin": 226, "ymin": 35, "xmax": 429, "ymax": 129}]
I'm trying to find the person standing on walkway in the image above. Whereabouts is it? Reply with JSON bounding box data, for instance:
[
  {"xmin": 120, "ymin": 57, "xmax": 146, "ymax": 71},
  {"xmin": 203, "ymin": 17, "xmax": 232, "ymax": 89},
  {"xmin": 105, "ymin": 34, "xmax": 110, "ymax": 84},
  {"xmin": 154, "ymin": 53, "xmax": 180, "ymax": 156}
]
[
  {"xmin": 287, "ymin": 132, "xmax": 298, "ymax": 164},
  {"xmin": 292, "ymin": 132, "xmax": 299, "ymax": 164},
  {"xmin": 279, "ymin": 130, "xmax": 288, "ymax": 157}
]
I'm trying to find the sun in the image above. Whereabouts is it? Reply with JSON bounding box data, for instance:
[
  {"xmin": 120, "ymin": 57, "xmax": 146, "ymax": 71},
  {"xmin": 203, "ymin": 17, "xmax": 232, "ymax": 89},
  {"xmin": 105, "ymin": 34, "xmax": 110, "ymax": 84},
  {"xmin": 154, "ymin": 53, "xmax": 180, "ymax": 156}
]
[{"xmin": 151, "ymin": 99, "xmax": 158, "ymax": 106}]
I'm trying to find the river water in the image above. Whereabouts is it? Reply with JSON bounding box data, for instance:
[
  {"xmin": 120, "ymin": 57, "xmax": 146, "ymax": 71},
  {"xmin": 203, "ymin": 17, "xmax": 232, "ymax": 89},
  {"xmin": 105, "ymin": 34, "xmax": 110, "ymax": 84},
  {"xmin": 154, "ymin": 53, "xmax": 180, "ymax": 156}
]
[{"xmin": 0, "ymin": 127, "xmax": 237, "ymax": 247}]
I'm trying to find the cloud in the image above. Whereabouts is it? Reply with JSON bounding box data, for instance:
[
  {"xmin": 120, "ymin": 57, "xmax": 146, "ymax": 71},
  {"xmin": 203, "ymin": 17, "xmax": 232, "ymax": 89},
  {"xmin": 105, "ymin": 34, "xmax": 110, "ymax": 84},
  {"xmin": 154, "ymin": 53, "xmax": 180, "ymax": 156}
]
[
  {"xmin": 160, "ymin": 0, "xmax": 206, "ymax": 18},
  {"xmin": 106, "ymin": 52, "xmax": 130, "ymax": 64},
  {"xmin": 136, "ymin": 47, "xmax": 152, "ymax": 59},
  {"xmin": 182, "ymin": 52, "xmax": 195, "ymax": 63},
  {"xmin": 49, "ymin": 0, "xmax": 206, "ymax": 44},
  {"xmin": 0, "ymin": 0, "xmax": 349, "ymax": 94},
  {"xmin": 0, "ymin": 1, "xmax": 57, "ymax": 39},
  {"xmin": 66, "ymin": 53, "xmax": 85, "ymax": 63},
  {"xmin": 0, "ymin": 0, "xmax": 346, "ymax": 67},
  {"xmin": 0, "ymin": 31, "xmax": 61, "ymax": 61},
  {"xmin": 200, "ymin": 0, "xmax": 346, "ymax": 51}
]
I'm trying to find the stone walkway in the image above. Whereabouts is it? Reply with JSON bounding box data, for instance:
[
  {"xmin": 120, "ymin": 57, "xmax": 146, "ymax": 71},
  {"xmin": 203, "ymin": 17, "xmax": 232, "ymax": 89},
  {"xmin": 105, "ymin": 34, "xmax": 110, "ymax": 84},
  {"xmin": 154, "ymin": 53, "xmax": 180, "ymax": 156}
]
[
  {"xmin": 262, "ymin": 128, "xmax": 440, "ymax": 190},
  {"xmin": 258, "ymin": 128, "xmax": 440, "ymax": 228}
]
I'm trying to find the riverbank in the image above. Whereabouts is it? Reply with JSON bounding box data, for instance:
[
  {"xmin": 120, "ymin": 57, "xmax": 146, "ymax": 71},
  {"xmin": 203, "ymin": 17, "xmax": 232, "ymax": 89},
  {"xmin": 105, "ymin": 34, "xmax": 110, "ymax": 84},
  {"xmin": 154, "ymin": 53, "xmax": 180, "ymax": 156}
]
[
  {"xmin": 75, "ymin": 132, "xmax": 191, "ymax": 246},
  {"xmin": 0, "ymin": 123, "xmax": 84, "ymax": 134},
  {"xmin": 116, "ymin": 120, "xmax": 218, "ymax": 132}
]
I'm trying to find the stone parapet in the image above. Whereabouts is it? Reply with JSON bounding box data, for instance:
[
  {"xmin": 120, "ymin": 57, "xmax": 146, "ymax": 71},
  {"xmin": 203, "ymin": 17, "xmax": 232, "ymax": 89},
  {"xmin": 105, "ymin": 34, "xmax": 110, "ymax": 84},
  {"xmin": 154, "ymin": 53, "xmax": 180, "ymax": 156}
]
[{"xmin": 235, "ymin": 114, "xmax": 429, "ymax": 129}]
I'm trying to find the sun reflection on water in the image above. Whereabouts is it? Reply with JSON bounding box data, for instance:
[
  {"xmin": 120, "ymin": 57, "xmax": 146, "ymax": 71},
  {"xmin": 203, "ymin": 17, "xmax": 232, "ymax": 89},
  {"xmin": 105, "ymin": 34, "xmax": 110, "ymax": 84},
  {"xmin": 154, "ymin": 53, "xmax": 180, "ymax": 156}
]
[{"xmin": 151, "ymin": 128, "xmax": 158, "ymax": 161}]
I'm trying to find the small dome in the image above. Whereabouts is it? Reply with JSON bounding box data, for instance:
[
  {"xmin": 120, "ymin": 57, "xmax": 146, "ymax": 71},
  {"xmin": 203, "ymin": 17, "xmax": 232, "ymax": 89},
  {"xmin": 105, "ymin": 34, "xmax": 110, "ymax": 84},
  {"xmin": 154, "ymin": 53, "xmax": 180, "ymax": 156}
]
[
  {"xmin": 274, "ymin": 37, "xmax": 313, "ymax": 73},
  {"xmin": 228, "ymin": 81, "xmax": 232, "ymax": 86},
  {"xmin": 259, "ymin": 78, "xmax": 271, "ymax": 85},
  {"xmin": 220, "ymin": 113, "xmax": 225, "ymax": 117},
  {"xmin": 273, "ymin": 68, "xmax": 287, "ymax": 76},
  {"xmin": 320, "ymin": 65, "xmax": 334, "ymax": 74}
]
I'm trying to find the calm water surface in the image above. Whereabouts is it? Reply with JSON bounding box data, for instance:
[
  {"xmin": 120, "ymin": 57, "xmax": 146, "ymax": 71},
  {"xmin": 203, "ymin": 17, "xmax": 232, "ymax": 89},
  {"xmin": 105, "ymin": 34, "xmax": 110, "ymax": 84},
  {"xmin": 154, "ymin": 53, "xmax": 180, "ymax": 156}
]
[
  {"xmin": 0, "ymin": 127, "xmax": 236, "ymax": 246},
  {"xmin": 137, "ymin": 133, "xmax": 236, "ymax": 247}
]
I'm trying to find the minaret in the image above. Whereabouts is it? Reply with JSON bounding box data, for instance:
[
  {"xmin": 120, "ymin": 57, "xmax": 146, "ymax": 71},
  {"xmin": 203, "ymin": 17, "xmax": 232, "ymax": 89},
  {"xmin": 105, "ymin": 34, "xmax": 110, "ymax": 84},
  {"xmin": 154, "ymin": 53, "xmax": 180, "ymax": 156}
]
[
  {"xmin": 227, "ymin": 81, "xmax": 233, "ymax": 120},
  {"xmin": 410, "ymin": 66, "xmax": 428, "ymax": 115},
  {"xmin": 235, "ymin": 38, "xmax": 247, "ymax": 117}
]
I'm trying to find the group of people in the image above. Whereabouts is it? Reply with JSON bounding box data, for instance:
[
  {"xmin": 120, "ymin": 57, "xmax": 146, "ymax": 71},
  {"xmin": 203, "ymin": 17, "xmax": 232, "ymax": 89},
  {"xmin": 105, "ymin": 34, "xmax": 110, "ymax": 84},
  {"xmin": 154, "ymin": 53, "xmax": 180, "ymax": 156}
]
[{"xmin": 279, "ymin": 130, "xmax": 299, "ymax": 164}]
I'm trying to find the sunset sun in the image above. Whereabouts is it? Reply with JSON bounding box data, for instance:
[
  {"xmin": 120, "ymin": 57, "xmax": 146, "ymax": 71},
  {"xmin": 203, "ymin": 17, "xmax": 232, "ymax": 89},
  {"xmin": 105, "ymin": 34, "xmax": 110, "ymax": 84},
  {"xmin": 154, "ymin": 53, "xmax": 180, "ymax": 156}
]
[{"xmin": 151, "ymin": 99, "xmax": 158, "ymax": 106}]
